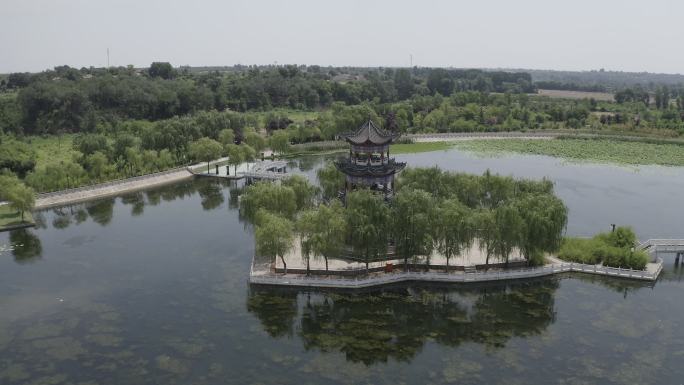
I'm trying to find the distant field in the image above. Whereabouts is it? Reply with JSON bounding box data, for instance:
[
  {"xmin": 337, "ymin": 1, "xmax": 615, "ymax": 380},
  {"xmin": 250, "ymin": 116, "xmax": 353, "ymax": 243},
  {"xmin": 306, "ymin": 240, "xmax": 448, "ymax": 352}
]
[
  {"xmin": 451, "ymin": 137, "xmax": 684, "ymax": 166},
  {"xmin": 392, "ymin": 141, "xmax": 454, "ymax": 154},
  {"xmin": 536, "ymin": 89, "xmax": 615, "ymax": 101}
]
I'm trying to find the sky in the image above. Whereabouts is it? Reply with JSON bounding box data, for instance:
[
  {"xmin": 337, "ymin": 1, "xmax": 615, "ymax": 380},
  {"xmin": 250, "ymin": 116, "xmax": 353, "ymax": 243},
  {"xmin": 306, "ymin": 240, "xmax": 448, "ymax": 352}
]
[{"xmin": 2, "ymin": 0, "xmax": 683, "ymax": 74}]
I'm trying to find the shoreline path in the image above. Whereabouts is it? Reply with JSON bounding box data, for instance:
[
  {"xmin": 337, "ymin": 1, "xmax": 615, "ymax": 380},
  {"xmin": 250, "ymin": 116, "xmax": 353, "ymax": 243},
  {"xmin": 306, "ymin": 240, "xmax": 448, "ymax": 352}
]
[{"xmin": 34, "ymin": 168, "xmax": 194, "ymax": 210}]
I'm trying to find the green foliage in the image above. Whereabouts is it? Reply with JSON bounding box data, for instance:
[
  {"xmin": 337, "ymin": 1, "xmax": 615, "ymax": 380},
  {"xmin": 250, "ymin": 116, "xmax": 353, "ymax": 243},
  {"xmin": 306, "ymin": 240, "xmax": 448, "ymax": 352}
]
[
  {"xmin": 239, "ymin": 182, "xmax": 297, "ymax": 223},
  {"xmin": 4, "ymin": 180, "xmax": 35, "ymax": 221},
  {"xmin": 398, "ymin": 167, "xmax": 567, "ymax": 266},
  {"xmin": 0, "ymin": 138, "xmax": 36, "ymax": 176},
  {"xmin": 558, "ymin": 227, "xmax": 647, "ymax": 270},
  {"xmin": 281, "ymin": 175, "xmax": 318, "ymax": 211},
  {"xmin": 391, "ymin": 188, "xmax": 435, "ymax": 269},
  {"xmin": 269, "ymin": 130, "xmax": 291, "ymax": 154},
  {"xmin": 297, "ymin": 201, "xmax": 348, "ymax": 272},
  {"xmin": 255, "ymin": 211, "xmax": 294, "ymax": 272},
  {"xmin": 316, "ymin": 163, "xmax": 345, "ymax": 200},
  {"xmin": 435, "ymin": 198, "xmax": 476, "ymax": 268},
  {"xmin": 345, "ymin": 190, "xmax": 390, "ymax": 270},
  {"xmin": 243, "ymin": 129, "xmax": 266, "ymax": 152},
  {"xmin": 189, "ymin": 137, "xmax": 223, "ymax": 173},
  {"xmin": 148, "ymin": 62, "xmax": 176, "ymax": 79},
  {"xmin": 25, "ymin": 161, "xmax": 86, "ymax": 191},
  {"xmin": 217, "ymin": 129, "xmax": 235, "ymax": 147},
  {"xmin": 225, "ymin": 144, "xmax": 243, "ymax": 174},
  {"xmin": 74, "ymin": 133, "xmax": 109, "ymax": 157}
]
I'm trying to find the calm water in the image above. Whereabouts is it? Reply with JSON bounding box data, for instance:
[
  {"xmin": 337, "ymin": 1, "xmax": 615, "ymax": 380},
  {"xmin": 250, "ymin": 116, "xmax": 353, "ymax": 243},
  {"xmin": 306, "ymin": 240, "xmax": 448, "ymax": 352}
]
[{"xmin": 2, "ymin": 150, "xmax": 684, "ymax": 385}]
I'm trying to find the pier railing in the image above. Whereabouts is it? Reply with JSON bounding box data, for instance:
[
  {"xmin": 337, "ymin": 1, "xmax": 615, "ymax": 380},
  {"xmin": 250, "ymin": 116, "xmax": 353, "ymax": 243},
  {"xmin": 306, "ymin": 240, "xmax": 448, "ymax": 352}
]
[{"xmin": 249, "ymin": 259, "xmax": 662, "ymax": 288}]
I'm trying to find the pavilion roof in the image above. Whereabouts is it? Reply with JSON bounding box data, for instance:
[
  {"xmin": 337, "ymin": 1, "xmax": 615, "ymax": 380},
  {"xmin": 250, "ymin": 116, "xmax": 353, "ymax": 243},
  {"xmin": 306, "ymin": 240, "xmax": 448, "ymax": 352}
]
[{"xmin": 340, "ymin": 120, "xmax": 400, "ymax": 146}]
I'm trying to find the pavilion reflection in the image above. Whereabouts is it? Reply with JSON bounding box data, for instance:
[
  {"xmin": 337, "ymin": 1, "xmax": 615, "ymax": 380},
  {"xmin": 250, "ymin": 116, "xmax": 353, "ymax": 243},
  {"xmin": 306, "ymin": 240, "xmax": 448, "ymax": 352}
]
[{"xmin": 247, "ymin": 279, "xmax": 559, "ymax": 365}]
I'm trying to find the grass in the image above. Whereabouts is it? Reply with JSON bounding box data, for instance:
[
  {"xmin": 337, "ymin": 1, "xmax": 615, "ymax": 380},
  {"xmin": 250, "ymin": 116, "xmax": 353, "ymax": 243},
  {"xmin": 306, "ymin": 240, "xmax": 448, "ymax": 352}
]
[
  {"xmin": 537, "ymin": 89, "xmax": 615, "ymax": 101},
  {"xmin": 391, "ymin": 141, "xmax": 454, "ymax": 154},
  {"xmin": 451, "ymin": 137, "xmax": 684, "ymax": 166},
  {"xmin": 0, "ymin": 205, "xmax": 34, "ymax": 231},
  {"xmin": 25, "ymin": 134, "xmax": 80, "ymax": 170}
]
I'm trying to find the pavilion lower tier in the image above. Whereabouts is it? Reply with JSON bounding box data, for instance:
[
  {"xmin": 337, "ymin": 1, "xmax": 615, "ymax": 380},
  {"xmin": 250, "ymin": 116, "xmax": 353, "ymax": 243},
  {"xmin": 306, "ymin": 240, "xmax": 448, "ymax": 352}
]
[{"xmin": 344, "ymin": 174, "xmax": 395, "ymax": 189}]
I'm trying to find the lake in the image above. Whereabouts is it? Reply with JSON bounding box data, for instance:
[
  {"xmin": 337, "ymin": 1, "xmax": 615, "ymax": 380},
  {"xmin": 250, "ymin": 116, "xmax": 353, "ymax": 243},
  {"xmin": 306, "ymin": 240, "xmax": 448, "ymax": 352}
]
[{"xmin": 1, "ymin": 149, "xmax": 684, "ymax": 385}]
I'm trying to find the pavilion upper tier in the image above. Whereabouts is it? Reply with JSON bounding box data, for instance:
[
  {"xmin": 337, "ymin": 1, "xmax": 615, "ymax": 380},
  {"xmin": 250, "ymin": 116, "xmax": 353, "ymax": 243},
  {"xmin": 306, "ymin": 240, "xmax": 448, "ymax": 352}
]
[{"xmin": 340, "ymin": 120, "xmax": 401, "ymax": 153}]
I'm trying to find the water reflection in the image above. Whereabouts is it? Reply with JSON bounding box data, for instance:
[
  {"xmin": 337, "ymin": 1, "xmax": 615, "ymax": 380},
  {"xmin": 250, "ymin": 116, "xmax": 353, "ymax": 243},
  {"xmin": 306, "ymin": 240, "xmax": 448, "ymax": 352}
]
[
  {"xmin": 9, "ymin": 229, "xmax": 42, "ymax": 263},
  {"xmin": 121, "ymin": 192, "xmax": 146, "ymax": 216},
  {"xmin": 33, "ymin": 179, "xmax": 235, "ymax": 232},
  {"xmin": 248, "ymin": 280, "xmax": 558, "ymax": 365},
  {"xmin": 86, "ymin": 198, "xmax": 115, "ymax": 226},
  {"xmin": 198, "ymin": 181, "xmax": 225, "ymax": 210}
]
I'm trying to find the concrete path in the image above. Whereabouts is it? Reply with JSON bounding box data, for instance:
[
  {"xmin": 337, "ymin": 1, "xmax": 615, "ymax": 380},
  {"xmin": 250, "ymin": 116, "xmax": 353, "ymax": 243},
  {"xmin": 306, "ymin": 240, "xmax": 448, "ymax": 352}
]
[
  {"xmin": 34, "ymin": 168, "xmax": 194, "ymax": 210},
  {"xmin": 251, "ymin": 255, "xmax": 664, "ymax": 288}
]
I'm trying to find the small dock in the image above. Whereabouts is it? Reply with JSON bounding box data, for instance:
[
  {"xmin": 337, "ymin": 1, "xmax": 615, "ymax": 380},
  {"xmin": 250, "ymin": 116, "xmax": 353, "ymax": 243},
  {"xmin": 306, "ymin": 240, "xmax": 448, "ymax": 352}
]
[{"xmin": 190, "ymin": 160, "xmax": 290, "ymax": 181}]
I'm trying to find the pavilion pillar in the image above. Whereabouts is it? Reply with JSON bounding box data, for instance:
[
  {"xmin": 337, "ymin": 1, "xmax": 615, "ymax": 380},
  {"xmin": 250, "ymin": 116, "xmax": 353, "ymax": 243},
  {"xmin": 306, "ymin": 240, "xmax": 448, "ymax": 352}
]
[{"xmin": 367, "ymin": 153, "xmax": 371, "ymax": 165}]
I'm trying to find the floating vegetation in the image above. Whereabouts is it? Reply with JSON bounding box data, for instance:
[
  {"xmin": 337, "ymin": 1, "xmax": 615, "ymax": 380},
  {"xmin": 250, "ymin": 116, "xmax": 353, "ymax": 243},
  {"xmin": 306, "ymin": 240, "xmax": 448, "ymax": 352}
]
[{"xmin": 452, "ymin": 137, "xmax": 684, "ymax": 166}]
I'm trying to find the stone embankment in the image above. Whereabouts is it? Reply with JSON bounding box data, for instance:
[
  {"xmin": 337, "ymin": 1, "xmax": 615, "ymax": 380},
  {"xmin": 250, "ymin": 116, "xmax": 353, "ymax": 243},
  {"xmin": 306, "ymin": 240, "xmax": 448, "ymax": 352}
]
[
  {"xmin": 34, "ymin": 167, "xmax": 194, "ymax": 210},
  {"xmin": 249, "ymin": 256, "xmax": 664, "ymax": 289}
]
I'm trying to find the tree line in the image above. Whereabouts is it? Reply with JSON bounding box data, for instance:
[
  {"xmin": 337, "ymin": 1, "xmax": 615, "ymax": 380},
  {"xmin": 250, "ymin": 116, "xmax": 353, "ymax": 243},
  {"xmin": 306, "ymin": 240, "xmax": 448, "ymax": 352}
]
[
  {"xmin": 240, "ymin": 167, "xmax": 568, "ymax": 274},
  {"xmin": 0, "ymin": 64, "xmax": 534, "ymax": 136}
]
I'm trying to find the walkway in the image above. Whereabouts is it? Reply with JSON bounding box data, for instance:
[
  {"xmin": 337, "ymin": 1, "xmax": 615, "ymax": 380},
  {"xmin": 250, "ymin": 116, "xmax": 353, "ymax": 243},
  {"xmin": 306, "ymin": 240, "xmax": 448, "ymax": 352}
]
[
  {"xmin": 193, "ymin": 160, "xmax": 290, "ymax": 181},
  {"xmin": 34, "ymin": 167, "xmax": 194, "ymax": 210},
  {"xmin": 250, "ymin": 259, "xmax": 663, "ymax": 289}
]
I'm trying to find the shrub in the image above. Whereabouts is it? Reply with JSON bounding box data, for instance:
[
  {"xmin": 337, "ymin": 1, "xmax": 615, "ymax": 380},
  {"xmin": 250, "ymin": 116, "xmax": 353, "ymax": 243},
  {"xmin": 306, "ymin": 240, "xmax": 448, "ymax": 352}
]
[{"xmin": 558, "ymin": 227, "xmax": 649, "ymax": 270}]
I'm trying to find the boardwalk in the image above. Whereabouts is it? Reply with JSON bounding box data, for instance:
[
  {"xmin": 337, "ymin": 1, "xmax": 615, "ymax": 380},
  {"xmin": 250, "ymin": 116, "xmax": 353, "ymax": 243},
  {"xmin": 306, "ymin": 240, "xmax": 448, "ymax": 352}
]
[
  {"xmin": 248, "ymin": 240, "xmax": 684, "ymax": 288},
  {"xmin": 250, "ymin": 258, "xmax": 663, "ymax": 289},
  {"xmin": 192, "ymin": 160, "xmax": 291, "ymax": 181}
]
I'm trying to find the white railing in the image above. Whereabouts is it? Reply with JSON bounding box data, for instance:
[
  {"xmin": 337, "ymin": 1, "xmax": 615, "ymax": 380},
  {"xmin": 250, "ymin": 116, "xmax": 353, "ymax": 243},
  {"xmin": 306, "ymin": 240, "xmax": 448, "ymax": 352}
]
[{"xmin": 249, "ymin": 259, "xmax": 662, "ymax": 288}]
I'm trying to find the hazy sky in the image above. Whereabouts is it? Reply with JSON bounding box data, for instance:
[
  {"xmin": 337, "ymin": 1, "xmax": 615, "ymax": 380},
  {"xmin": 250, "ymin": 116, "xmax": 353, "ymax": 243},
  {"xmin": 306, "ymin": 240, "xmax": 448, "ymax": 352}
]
[{"xmin": 3, "ymin": 0, "xmax": 682, "ymax": 74}]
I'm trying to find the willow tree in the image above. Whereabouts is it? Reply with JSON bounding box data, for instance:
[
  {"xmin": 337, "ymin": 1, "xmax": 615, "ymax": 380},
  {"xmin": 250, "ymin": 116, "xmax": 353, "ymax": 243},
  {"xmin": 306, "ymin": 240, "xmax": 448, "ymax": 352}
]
[
  {"xmin": 189, "ymin": 137, "xmax": 223, "ymax": 173},
  {"xmin": 282, "ymin": 175, "xmax": 318, "ymax": 211},
  {"xmin": 297, "ymin": 201, "xmax": 347, "ymax": 273},
  {"xmin": 239, "ymin": 182, "xmax": 297, "ymax": 224},
  {"xmin": 255, "ymin": 211, "xmax": 294, "ymax": 274},
  {"xmin": 475, "ymin": 210, "xmax": 497, "ymax": 269},
  {"xmin": 6, "ymin": 182, "xmax": 35, "ymax": 222},
  {"xmin": 391, "ymin": 188, "xmax": 435, "ymax": 271},
  {"xmin": 493, "ymin": 203, "xmax": 524, "ymax": 266},
  {"xmin": 345, "ymin": 190, "xmax": 390, "ymax": 272},
  {"xmin": 225, "ymin": 144, "xmax": 243, "ymax": 175},
  {"xmin": 514, "ymin": 194, "xmax": 567, "ymax": 265},
  {"xmin": 435, "ymin": 198, "xmax": 476, "ymax": 271},
  {"xmin": 316, "ymin": 163, "xmax": 345, "ymax": 201}
]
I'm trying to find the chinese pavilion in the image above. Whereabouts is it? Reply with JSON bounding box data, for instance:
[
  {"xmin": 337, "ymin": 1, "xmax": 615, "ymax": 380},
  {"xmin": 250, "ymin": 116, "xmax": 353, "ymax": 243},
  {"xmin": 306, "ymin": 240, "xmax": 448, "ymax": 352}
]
[{"xmin": 334, "ymin": 120, "xmax": 406, "ymax": 197}]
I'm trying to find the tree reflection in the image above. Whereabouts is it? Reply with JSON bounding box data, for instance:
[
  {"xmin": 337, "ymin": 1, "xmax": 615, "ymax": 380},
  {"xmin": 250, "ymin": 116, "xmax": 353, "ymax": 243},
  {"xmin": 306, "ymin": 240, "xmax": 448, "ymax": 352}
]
[
  {"xmin": 9, "ymin": 229, "xmax": 43, "ymax": 263},
  {"xmin": 86, "ymin": 198, "xmax": 115, "ymax": 226},
  {"xmin": 247, "ymin": 288, "xmax": 298, "ymax": 338},
  {"xmin": 247, "ymin": 280, "xmax": 559, "ymax": 365},
  {"xmin": 121, "ymin": 192, "xmax": 146, "ymax": 216},
  {"xmin": 197, "ymin": 181, "xmax": 225, "ymax": 211}
]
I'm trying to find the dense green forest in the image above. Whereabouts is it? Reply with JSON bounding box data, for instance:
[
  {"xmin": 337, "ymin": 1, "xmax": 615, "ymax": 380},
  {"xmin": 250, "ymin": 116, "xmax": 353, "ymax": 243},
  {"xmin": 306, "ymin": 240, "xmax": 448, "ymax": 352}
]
[{"xmin": 2, "ymin": 63, "xmax": 684, "ymax": 193}]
